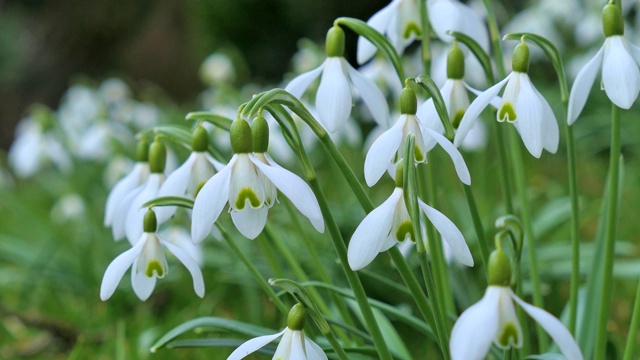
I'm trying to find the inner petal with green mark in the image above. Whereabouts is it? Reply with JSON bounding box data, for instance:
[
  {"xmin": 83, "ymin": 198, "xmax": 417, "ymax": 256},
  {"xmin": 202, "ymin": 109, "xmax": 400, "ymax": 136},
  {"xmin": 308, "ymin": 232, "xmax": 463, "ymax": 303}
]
[
  {"xmin": 146, "ymin": 260, "xmax": 165, "ymax": 278},
  {"xmin": 497, "ymin": 102, "xmax": 517, "ymax": 123},
  {"xmin": 414, "ymin": 145, "xmax": 424, "ymax": 162},
  {"xmin": 497, "ymin": 322, "xmax": 520, "ymax": 348},
  {"xmin": 235, "ymin": 188, "xmax": 262, "ymax": 210},
  {"xmin": 395, "ymin": 221, "xmax": 414, "ymax": 242},
  {"xmin": 452, "ymin": 109, "xmax": 465, "ymax": 129},
  {"xmin": 404, "ymin": 22, "xmax": 421, "ymax": 38}
]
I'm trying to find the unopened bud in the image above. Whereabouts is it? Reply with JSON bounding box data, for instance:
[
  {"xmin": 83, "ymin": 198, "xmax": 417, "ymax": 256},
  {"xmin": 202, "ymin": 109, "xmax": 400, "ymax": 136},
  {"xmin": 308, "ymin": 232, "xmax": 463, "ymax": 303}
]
[
  {"xmin": 191, "ymin": 126, "xmax": 209, "ymax": 152},
  {"xmin": 511, "ymin": 41, "xmax": 530, "ymax": 73},
  {"xmin": 287, "ymin": 303, "xmax": 306, "ymax": 331},
  {"xmin": 325, "ymin": 25, "xmax": 345, "ymax": 57},
  {"xmin": 230, "ymin": 119, "xmax": 253, "ymax": 154},
  {"xmin": 251, "ymin": 116, "xmax": 270, "ymax": 153},
  {"xmin": 149, "ymin": 139, "xmax": 167, "ymax": 174},
  {"xmin": 400, "ymin": 86, "xmax": 417, "ymax": 115}
]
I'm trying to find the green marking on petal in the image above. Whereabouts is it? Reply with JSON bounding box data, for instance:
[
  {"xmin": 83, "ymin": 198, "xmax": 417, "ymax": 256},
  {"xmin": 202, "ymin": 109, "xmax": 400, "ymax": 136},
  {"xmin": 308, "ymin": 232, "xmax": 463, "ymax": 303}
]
[
  {"xmin": 395, "ymin": 221, "xmax": 414, "ymax": 242},
  {"xmin": 194, "ymin": 181, "xmax": 206, "ymax": 198},
  {"xmin": 498, "ymin": 102, "xmax": 517, "ymax": 123},
  {"xmin": 452, "ymin": 109, "xmax": 465, "ymax": 129},
  {"xmin": 235, "ymin": 188, "xmax": 261, "ymax": 210},
  {"xmin": 404, "ymin": 22, "xmax": 421, "ymax": 38},
  {"xmin": 146, "ymin": 260, "xmax": 164, "ymax": 278},
  {"xmin": 497, "ymin": 322, "xmax": 520, "ymax": 348},
  {"xmin": 414, "ymin": 145, "xmax": 424, "ymax": 162}
]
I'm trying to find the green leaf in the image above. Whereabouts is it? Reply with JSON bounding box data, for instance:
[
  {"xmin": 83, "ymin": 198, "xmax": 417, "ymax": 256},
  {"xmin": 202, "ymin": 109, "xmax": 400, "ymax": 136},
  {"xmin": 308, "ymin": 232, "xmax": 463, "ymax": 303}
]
[
  {"xmin": 150, "ymin": 317, "xmax": 274, "ymax": 352},
  {"xmin": 166, "ymin": 338, "xmax": 276, "ymax": 354},
  {"xmin": 413, "ymin": 75, "xmax": 455, "ymax": 140},
  {"xmin": 268, "ymin": 278, "xmax": 331, "ymax": 334},
  {"xmin": 503, "ymin": 32, "xmax": 568, "ymax": 103},
  {"xmin": 446, "ymin": 30, "xmax": 494, "ymax": 84},
  {"xmin": 185, "ymin": 111, "xmax": 233, "ymax": 131},
  {"xmin": 142, "ymin": 196, "xmax": 194, "ymax": 209},
  {"xmin": 525, "ymin": 353, "xmax": 567, "ymax": 360},
  {"xmin": 334, "ymin": 17, "xmax": 405, "ymax": 85}
]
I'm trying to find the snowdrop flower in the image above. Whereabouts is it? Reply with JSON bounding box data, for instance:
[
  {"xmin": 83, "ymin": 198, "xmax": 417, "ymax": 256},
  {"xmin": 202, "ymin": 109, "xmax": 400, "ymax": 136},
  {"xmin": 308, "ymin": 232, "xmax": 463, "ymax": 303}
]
[
  {"xmin": 364, "ymin": 86, "xmax": 471, "ymax": 186},
  {"xmin": 418, "ymin": 43, "xmax": 490, "ymax": 151},
  {"xmin": 228, "ymin": 304, "xmax": 327, "ymax": 360},
  {"xmin": 200, "ymin": 52, "xmax": 236, "ymax": 86},
  {"xmin": 192, "ymin": 118, "xmax": 324, "ymax": 242},
  {"xmin": 568, "ymin": 2, "xmax": 640, "ymax": 124},
  {"xmin": 154, "ymin": 126, "xmax": 223, "ymax": 221},
  {"xmin": 348, "ymin": 162, "xmax": 473, "ymax": 270},
  {"xmin": 286, "ymin": 25, "xmax": 390, "ymax": 133},
  {"xmin": 450, "ymin": 249, "xmax": 583, "ymax": 360},
  {"xmin": 100, "ymin": 209, "xmax": 204, "ymax": 301},
  {"xmin": 428, "ymin": 0, "xmax": 489, "ymax": 50},
  {"xmin": 455, "ymin": 41, "xmax": 559, "ymax": 158}
]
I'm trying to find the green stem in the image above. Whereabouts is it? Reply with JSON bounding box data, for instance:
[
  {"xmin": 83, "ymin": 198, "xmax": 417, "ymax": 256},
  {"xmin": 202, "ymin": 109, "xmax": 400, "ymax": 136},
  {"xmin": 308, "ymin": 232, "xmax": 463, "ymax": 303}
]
[
  {"xmin": 566, "ymin": 123, "xmax": 581, "ymax": 336},
  {"xmin": 594, "ymin": 104, "xmax": 621, "ymax": 360},
  {"xmin": 482, "ymin": 0, "xmax": 506, "ymax": 79},
  {"xmin": 257, "ymin": 235, "xmax": 286, "ymax": 278},
  {"xmin": 463, "ymin": 184, "xmax": 490, "ymax": 268},
  {"xmin": 495, "ymin": 124, "xmax": 514, "ymax": 213},
  {"xmin": 220, "ymin": 227, "xmax": 289, "ymax": 315},
  {"xmin": 623, "ymin": 279, "xmax": 640, "ymax": 360},
  {"xmin": 418, "ymin": 0, "xmax": 432, "ymax": 74},
  {"xmin": 509, "ymin": 131, "xmax": 549, "ymax": 351}
]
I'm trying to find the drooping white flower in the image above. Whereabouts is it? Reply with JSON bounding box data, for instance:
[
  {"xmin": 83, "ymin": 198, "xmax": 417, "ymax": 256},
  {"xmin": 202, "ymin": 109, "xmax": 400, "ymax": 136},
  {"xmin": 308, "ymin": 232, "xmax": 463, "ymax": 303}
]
[
  {"xmin": 364, "ymin": 87, "xmax": 471, "ymax": 187},
  {"xmin": 568, "ymin": 2, "xmax": 640, "ymax": 124},
  {"xmin": 104, "ymin": 161, "xmax": 150, "ymax": 228},
  {"xmin": 286, "ymin": 26, "xmax": 390, "ymax": 133},
  {"xmin": 450, "ymin": 286, "xmax": 583, "ymax": 360},
  {"xmin": 347, "ymin": 185, "xmax": 473, "ymax": 270},
  {"xmin": 228, "ymin": 304, "xmax": 327, "ymax": 360},
  {"xmin": 100, "ymin": 210, "xmax": 204, "ymax": 301},
  {"xmin": 454, "ymin": 42, "xmax": 559, "ymax": 158},
  {"xmin": 191, "ymin": 119, "xmax": 324, "ymax": 242}
]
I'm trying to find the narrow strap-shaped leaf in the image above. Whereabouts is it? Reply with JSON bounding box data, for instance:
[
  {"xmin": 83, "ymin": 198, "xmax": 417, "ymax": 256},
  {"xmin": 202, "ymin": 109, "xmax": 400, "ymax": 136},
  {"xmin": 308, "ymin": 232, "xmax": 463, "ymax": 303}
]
[
  {"xmin": 142, "ymin": 196, "xmax": 194, "ymax": 209},
  {"xmin": 413, "ymin": 75, "xmax": 455, "ymax": 140},
  {"xmin": 185, "ymin": 111, "xmax": 233, "ymax": 131},
  {"xmin": 334, "ymin": 17, "xmax": 405, "ymax": 85}
]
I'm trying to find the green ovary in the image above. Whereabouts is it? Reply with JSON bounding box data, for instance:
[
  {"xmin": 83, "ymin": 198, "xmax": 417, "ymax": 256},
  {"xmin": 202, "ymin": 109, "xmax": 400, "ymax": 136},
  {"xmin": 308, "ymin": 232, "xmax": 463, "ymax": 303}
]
[
  {"xmin": 395, "ymin": 221, "xmax": 414, "ymax": 242},
  {"xmin": 497, "ymin": 322, "xmax": 520, "ymax": 348},
  {"xmin": 498, "ymin": 103, "xmax": 517, "ymax": 122},
  {"xmin": 145, "ymin": 260, "xmax": 164, "ymax": 278},
  {"xmin": 235, "ymin": 188, "xmax": 261, "ymax": 209}
]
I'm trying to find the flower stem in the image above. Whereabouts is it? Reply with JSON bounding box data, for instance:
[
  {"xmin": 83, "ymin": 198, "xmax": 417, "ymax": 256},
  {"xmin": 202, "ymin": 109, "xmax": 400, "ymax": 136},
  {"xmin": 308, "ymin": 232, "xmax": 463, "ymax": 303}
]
[
  {"xmin": 565, "ymin": 122, "xmax": 581, "ymax": 336},
  {"xmin": 623, "ymin": 278, "xmax": 640, "ymax": 360},
  {"xmin": 418, "ymin": 0, "xmax": 432, "ymax": 74},
  {"xmin": 594, "ymin": 103, "xmax": 621, "ymax": 360},
  {"xmin": 463, "ymin": 184, "xmax": 490, "ymax": 268},
  {"xmin": 219, "ymin": 227, "xmax": 289, "ymax": 315}
]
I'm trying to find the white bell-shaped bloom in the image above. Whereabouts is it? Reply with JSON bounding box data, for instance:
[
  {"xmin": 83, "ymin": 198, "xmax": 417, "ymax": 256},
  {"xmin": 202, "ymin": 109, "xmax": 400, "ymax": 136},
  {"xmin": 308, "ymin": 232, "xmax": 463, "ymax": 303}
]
[
  {"xmin": 347, "ymin": 187, "xmax": 473, "ymax": 270},
  {"xmin": 104, "ymin": 162, "xmax": 150, "ymax": 227},
  {"xmin": 450, "ymin": 286, "xmax": 583, "ymax": 360},
  {"xmin": 454, "ymin": 71, "xmax": 559, "ymax": 158},
  {"xmin": 364, "ymin": 112, "xmax": 471, "ymax": 186},
  {"xmin": 227, "ymin": 327, "xmax": 327, "ymax": 360},
  {"xmin": 100, "ymin": 230, "xmax": 204, "ymax": 301},
  {"xmin": 124, "ymin": 173, "xmax": 166, "ymax": 244},
  {"xmin": 191, "ymin": 153, "xmax": 324, "ymax": 242},
  {"xmin": 428, "ymin": 0, "xmax": 490, "ymax": 50},
  {"xmin": 568, "ymin": 35, "xmax": 640, "ymax": 124},
  {"xmin": 285, "ymin": 56, "xmax": 390, "ymax": 133}
]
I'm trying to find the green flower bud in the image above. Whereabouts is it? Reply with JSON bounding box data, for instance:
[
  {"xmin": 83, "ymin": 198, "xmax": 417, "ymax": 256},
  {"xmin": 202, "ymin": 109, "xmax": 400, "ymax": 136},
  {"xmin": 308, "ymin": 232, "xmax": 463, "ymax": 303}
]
[
  {"xmin": 487, "ymin": 249, "xmax": 512, "ymax": 286},
  {"xmin": 143, "ymin": 209, "xmax": 157, "ymax": 233},
  {"xmin": 326, "ymin": 25, "xmax": 345, "ymax": 57},
  {"xmin": 251, "ymin": 116, "xmax": 270, "ymax": 153},
  {"xmin": 149, "ymin": 139, "xmax": 167, "ymax": 174},
  {"xmin": 230, "ymin": 119, "xmax": 253, "ymax": 154},
  {"xmin": 136, "ymin": 137, "xmax": 150, "ymax": 162},
  {"xmin": 395, "ymin": 160, "xmax": 404, "ymax": 188},
  {"xmin": 447, "ymin": 42, "xmax": 465, "ymax": 79},
  {"xmin": 511, "ymin": 41, "xmax": 530, "ymax": 73},
  {"xmin": 191, "ymin": 126, "xmax": 209, "ymax": 152},
  {"xmin": 602, "ymin": 2, "xmax": 624, "ymax": 37},
  {"xmin": 287, "ymin": 303, "xmax": 306, "ymax": 331},
  {"xmin": 400, "ymin": 86, "xmax": 417, "ymax": 115}
]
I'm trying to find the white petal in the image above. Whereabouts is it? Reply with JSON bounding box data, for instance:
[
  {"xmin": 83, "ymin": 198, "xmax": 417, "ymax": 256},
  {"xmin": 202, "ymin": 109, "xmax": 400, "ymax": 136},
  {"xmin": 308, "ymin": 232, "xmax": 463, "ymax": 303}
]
[
  {"xmin": 465, "ymin": 83, "xmax": 502, "ymax": 108},
  {"xmin": 164, "ymin": 241, "xmax": 205, "ymax": 297},
  {"xmin": 289, "ymin": 331, "xmax": 307, "ymax": 360},
  {"xmin": 416, "ymin": 98, "xmax": 444, "ymax": 134},
  {"xmin": 285, "ymin": 62, "xmax": 325, "ymax": 98},
  {"xmin": 514, "ymin": 75, "xmax": 544, "ymax": 158},
  {"xmin": 455, "ymin": 75, "xmax": 510, "ymax": 147},
  {"xmin": 428, "ymin": 0, "xmax": 489, "ymax": 50},
  {"xmin": 567, "ymin": 46, "xmax": 604, "ymax": 125},
  {"xmin": 348, "ymin": 189, "xmax": 400, "ymax": 270},
  {"xmin": 418, "ymin": 200, "xmax": 473, "ymax": 266},
  {"xmin": 602, "ymin": 36, "xmax": 640, "ymax": 109},
  {"xmin": 512, "ymin": 292, "xmax": 584, "ymax": 360},
  {"xmin": 346, "ymin": 62, "xmax": 390, "ymax": 127},
  {"xmin": 450, "ymin": 287, "xmax": 501, "ymax": 360},
  {"xmin": 104, "ymin": 163, "xmax": 148, "ymax": 227},
  {"xmin": 125, "ymin": 174, "xmax": 164, "ymax": 244},
  {"xmin": 423, "ymin": 127, "xmax": 471, "ymax": 185},
  {"xmin": 251, "ymin": 155, "xmax": 324, "ymax": 233},
  {"xmin": 226, "ymin": 330, "xmax": 285, "ymax": 360},
  {"xmin": 99, "ymin": 238, "xmax": 145, "ymax": 300},
  {"xmin": 112, "ymin": 187, "xmax": 141, "ymax": 241},
  {"xmin": 191, "ymin": 157, "xmax": 234, "ymax": 244},
  {"xmin": 230, "ymin": 206, "xmax": 269, "ymax": 239},
  {"xmin": 538, "ymin": 90, "xmax": 559, "ymax": 154},
  {"xmin": 357, "ymin": 1, "xmax": 399, "ymax": 64},
  {"xmin": 304, "ymin": 337, "xmax": 328, "ymax": 360},
  {"xmin": 316, "ymin": 58, "xmax": 352, "ymax": 133},
  {"xmin": 364, "ymin": 116, "xmax": 405, "ymax": 186},
  {"xmin": 131, "ymin": 259, "xmax": 157, "ymax": 301},
  {"xmin": 495, "ymin": 287, "xmax": 523, "ymax": 348},
  {"xmin": 155, "ymin": 153, "xmax": 197, "ymax": 222}
]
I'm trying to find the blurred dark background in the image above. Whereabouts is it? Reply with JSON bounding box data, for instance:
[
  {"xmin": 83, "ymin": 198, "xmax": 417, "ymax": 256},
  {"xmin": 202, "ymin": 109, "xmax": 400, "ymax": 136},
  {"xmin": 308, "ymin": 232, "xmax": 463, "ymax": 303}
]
[{"xmin": 0, "ymin": 0, "xmax": 389, "ymax": 149}]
